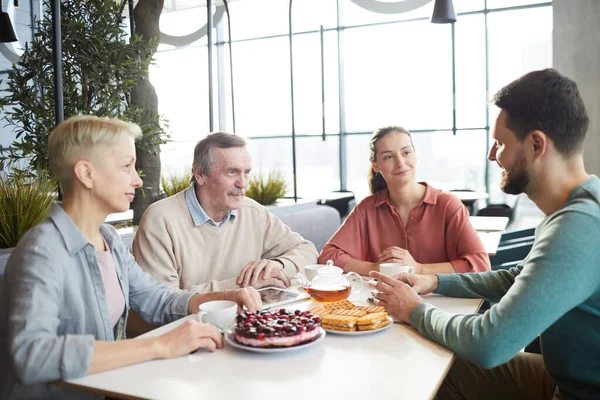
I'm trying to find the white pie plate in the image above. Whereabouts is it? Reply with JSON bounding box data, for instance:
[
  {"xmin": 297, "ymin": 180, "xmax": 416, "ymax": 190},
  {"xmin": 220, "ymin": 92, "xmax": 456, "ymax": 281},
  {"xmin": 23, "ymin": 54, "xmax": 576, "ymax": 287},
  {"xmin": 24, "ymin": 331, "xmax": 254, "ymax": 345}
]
[{"xmin": 224, "ymin": 327, "xmax": 326, "ymax": 353}]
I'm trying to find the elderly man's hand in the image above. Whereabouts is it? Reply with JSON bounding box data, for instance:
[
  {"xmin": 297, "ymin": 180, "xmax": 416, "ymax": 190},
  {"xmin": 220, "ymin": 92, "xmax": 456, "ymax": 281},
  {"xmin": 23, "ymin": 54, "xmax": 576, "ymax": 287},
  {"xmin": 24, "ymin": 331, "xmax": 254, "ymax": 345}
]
[{"xmin": 237, "ymin": 259, "xmax": 291, "ymax": 289}]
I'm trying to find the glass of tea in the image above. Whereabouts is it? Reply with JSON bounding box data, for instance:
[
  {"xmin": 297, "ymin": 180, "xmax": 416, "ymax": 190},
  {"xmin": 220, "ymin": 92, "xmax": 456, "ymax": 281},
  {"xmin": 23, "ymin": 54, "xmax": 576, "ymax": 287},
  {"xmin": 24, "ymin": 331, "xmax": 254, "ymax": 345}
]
[{"xmin": 303, "ymin": 260, "xmax": 364, "ymax": 302}]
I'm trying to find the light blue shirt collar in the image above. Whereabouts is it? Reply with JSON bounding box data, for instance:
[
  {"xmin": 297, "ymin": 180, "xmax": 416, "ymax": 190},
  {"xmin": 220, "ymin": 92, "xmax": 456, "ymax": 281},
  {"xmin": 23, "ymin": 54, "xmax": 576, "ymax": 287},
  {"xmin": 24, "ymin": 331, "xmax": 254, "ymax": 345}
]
[{"xmin": 184, "ymin": 184, "xmax": 237, "ymax": 227}]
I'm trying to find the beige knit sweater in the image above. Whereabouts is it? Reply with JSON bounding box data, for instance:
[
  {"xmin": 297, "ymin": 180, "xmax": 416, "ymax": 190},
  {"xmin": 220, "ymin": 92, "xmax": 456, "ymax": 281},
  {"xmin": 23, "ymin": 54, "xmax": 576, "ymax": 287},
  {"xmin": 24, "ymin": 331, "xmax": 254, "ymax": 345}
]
[{"xmin": 132, "ymin": 192, "xmax": 318, "ymax": 293}]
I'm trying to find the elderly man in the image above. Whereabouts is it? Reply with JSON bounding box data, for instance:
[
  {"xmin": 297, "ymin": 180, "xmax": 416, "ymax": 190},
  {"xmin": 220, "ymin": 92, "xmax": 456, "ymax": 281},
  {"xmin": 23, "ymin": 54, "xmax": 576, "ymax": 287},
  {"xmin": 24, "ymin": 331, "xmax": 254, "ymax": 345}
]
[
  {"xmin": 133, "ymin": 132, "xmax": 318, "ymax": 293},
  {"xmin": 369, "ymin": 69, "xmax": 600, "ymax": 400}
]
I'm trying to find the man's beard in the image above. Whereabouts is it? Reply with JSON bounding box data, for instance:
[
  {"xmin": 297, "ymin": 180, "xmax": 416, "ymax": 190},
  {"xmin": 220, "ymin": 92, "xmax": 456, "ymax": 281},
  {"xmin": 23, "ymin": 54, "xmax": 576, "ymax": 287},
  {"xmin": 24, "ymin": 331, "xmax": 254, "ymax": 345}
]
[{"xmin": 500, "ymin": 151, "xmax": 530, "ymax": 195}]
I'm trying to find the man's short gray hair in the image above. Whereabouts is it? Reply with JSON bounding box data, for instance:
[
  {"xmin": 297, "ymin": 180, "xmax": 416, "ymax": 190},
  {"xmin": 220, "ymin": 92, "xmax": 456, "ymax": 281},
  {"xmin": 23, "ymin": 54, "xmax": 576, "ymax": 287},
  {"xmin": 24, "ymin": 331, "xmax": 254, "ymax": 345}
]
[{"xmin": 191, "ymin": 132, "xmax": 248, "ymax": 183}]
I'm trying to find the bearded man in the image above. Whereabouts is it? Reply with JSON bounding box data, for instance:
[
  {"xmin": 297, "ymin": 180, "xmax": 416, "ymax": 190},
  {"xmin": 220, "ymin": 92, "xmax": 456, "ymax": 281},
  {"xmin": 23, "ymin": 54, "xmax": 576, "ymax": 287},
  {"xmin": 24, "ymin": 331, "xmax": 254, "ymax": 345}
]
[{"xmin": 368, "ymin": 69, "xmax": 600, "ymax": 400}]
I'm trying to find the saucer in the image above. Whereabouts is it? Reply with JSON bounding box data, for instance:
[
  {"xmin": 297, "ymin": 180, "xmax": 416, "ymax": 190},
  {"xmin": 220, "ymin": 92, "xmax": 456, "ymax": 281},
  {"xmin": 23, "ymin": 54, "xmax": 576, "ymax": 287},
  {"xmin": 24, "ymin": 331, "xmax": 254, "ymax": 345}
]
[{"xmin": 224, "ymin": 328, "xmax": 326, "ymax": 353}]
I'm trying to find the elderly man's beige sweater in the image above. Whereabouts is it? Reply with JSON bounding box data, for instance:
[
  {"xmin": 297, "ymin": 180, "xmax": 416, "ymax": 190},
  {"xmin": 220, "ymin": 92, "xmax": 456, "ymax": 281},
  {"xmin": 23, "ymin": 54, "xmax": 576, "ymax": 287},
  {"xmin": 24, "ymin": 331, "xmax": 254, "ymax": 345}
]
[{"xmin": 132, "ymin": 192, "xmax": 318, "ymax": 293}]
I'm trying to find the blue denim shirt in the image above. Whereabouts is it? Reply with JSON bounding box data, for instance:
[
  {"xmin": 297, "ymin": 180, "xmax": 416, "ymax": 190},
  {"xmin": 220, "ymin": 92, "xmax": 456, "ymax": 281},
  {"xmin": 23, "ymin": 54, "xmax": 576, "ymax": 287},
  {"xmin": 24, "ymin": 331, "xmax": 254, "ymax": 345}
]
[
  {"xmin": 184, "ymin": 184, "xmax": 236, "ymax": 227},
  {"xmin": 0, "ymin": 203, "xmax": 195, "ymax": 400}
]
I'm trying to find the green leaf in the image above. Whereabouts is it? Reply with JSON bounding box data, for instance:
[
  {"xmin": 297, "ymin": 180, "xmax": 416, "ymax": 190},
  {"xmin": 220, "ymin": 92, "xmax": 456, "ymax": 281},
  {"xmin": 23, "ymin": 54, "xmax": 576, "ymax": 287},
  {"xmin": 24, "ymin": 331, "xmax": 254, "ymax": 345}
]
[
  {"xmin": 245, "ymin": 170, "xmax": 290, "ymax": 206},
  {"xmin": 161, "ymin": 170, "xmax": 192, "ymax": 197},
  {"xmin": 0, "ymin": 0, "xmax": 169, "ymax": 177},
  {"xmin": 0, "ymin": 171, "xmax": 58, "ymax": 249}
]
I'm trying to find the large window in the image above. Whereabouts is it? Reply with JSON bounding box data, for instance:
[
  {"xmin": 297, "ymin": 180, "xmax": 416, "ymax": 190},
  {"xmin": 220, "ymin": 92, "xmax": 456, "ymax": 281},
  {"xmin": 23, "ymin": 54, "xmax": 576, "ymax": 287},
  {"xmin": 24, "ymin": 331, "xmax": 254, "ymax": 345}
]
[
  {"xmin": 486, "ymin": 5, "xmax": 552, "ymax": 203},
  {"xmin": 343, "ymin": 20, "xmax": 453, "ymax": 132},
  {"xmin": 229, "ymin": 37, "xmax": 292, "ymax": 137},
  {"xmin": 0, "ymin": 0, "xmax": 36, "ymax": 151},
  {"xmin": 151, "ymin": 0, "xmax": 553, "ymax": 202},
  {"xmin": 346, "ymin": 129, "xmax": 487, "ymax": 200}
]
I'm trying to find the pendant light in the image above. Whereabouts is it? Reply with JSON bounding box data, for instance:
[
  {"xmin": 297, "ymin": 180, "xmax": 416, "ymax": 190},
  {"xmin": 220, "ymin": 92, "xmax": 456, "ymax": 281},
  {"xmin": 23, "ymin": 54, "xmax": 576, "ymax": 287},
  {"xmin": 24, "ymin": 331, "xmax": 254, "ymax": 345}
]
[
  {"xmin": 0, "ymin": 11, "xmax": 17, "ymax": 42},
  {"xmin": 431, "ymin": 0, "xmax": 457, "ymax": 24}
]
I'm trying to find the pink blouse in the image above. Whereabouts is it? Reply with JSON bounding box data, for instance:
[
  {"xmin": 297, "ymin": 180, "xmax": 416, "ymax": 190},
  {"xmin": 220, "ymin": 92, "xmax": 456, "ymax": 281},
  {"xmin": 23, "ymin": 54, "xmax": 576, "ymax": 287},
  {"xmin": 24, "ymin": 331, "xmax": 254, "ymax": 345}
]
[
  {"xmin": 96, "ymin": 249, "xmax": 125, "ymax": 327},
  {"xmin": 319, "ymin": 183, "xmax": 491, "ymax": 273}
]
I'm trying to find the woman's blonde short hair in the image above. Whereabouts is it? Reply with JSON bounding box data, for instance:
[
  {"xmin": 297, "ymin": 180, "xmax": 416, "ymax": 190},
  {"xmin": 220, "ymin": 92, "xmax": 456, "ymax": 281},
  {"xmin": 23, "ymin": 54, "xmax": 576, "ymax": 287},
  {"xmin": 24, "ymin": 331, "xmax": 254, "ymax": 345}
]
[{"xmin": 48, "ymin": 115, "xmax": 142, "ymax": 192}]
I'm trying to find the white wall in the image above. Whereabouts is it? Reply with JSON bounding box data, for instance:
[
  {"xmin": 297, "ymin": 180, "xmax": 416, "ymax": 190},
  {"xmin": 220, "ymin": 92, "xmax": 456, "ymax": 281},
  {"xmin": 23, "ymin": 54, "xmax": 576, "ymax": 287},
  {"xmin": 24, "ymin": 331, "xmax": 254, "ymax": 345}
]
[{"xmin": 553, "ymin": 0, "xmax": 600, "ymax": 177}]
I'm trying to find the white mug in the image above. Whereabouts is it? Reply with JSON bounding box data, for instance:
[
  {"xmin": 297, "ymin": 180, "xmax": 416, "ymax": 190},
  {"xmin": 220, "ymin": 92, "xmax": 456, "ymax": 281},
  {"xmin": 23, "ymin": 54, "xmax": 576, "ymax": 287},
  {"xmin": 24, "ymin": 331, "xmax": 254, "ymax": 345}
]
[
  {"xmin": 303, "ymin": 264, "xmax": 324, "ymax": 282},
  {"xmin": 197, "ymin": 300, "xmax": 237, "ymax": 331},
  {"xmin": 379, "ymin": 263, "xmax": 415, "ymax": 276}
]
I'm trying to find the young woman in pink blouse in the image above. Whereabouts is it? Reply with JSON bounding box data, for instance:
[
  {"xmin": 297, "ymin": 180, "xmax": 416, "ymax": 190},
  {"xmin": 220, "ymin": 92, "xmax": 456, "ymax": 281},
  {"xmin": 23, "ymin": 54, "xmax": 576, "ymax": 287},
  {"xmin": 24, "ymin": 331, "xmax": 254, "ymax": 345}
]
[{"xmin": 319, "ymin": 126, "xmax": 491, "ymax": 275}]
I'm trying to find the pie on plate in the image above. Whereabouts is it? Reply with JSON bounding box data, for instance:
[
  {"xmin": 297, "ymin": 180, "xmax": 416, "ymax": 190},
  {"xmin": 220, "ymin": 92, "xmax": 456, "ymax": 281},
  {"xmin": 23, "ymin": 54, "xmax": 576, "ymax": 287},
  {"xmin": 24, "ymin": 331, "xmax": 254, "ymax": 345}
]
[{"xmin": 233, "ymin": 308, "xmax": 322, "ymax": 348}]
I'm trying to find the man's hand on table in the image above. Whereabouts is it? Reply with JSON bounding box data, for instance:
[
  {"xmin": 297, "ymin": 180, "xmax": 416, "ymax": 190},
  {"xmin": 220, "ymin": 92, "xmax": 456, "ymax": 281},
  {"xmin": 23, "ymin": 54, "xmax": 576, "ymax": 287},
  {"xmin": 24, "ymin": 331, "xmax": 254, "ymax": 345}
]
[
  {"xmin": 368, "ymin": 271, "xmax": 439, "ymax": 323},
  {"xmin": 236, "ymin": 259, "xmax": 291, "ymax": 289},
  {"xmin": 390, "ymin": 272, "xmax": 439, "ymax": 295}
]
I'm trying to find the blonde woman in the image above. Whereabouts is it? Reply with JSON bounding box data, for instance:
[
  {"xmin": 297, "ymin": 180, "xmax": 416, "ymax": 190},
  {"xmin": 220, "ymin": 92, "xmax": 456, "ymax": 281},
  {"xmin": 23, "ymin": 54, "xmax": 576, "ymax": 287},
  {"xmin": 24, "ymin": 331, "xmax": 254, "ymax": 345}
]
[
  {"xmin": 0, "ymin": 116, "xmax": 261, "ymax": 399},
  {"xmin": 319, "ymin": 126, "xmax": 490, "ymax": 275}
]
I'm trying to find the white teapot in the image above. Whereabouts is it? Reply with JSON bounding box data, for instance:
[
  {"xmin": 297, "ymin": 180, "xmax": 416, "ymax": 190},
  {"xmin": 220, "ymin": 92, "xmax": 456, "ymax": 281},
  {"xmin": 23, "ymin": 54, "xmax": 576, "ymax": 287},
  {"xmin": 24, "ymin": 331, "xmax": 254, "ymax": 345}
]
[{"xmin": 299, "ymin": 260, "xmax": 363, "ymax": 302}]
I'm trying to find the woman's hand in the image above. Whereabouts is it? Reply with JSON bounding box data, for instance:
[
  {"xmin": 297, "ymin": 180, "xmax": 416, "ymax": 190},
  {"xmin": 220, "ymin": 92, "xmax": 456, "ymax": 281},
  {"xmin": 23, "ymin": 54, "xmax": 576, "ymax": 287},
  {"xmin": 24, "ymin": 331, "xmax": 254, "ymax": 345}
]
[
  {"xmin": 154, "ymin": 320, "xmax": 223, "ymax": 358},
  {"xmin": 378, "ymin": 246, "xmax": 423, "ymax": 274},
  {"xmin": 224, "ymin": 287, "xmax": 262, "ymax": 313},
  {"xmin": 190, "ymin": 287, "xmax": 262, "ymax": 315}
]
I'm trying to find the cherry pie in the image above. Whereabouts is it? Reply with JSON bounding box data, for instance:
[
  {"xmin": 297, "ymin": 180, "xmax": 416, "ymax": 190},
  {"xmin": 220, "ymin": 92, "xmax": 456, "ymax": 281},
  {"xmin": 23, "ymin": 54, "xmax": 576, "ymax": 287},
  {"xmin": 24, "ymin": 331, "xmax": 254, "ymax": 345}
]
[{"xmin": 234, "ymin": 308, "xmax": 322, "ymax": 347}]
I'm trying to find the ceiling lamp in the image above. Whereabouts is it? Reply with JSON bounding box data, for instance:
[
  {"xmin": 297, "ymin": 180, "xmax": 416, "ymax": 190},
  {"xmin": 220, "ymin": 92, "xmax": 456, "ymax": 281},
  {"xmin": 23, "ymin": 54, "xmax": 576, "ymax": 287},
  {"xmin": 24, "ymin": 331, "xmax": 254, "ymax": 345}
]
[{"xmin": 431, "ymin": 0, "xmax": 457, "ymax": 24}]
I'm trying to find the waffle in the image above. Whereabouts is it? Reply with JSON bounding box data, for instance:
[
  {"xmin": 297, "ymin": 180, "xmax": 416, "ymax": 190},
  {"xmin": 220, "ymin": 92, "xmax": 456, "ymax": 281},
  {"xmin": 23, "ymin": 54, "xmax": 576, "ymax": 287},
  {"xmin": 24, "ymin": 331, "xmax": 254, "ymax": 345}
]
[
  {"xmin": 321, "ymin": 314, "xmax": 359, "ymax": 332},
  {"xmin": 357, "ymin": 319, "xmax": 390, "ymax": 331},
  {"xmin": 322, "ymin": 323, "xmax": 356, "ymax": 332},
  {"xmin": 323, "ymin": 300, "xmax": 356, "ymax": 310},
  {"xmin": 310, "ymin": 300, "xmax": 390, "ymax": 332},
  {"xmin": 357, "ymin": 312, "xmax": 388, "ymax": 326},
  {"xmin": 321, "ymin": 314, "xmax": 359, "ymax": 327},
  {"xmin": 308, "ymin": 306, "xmax": 333, "ymax": 317},
  {"xmin": 335, "ymin": 308, "xmax": 368, "ymax": 317},
  {"xmin": 355, "ymin": 305, "xmax": 385, "ymax": 314}
]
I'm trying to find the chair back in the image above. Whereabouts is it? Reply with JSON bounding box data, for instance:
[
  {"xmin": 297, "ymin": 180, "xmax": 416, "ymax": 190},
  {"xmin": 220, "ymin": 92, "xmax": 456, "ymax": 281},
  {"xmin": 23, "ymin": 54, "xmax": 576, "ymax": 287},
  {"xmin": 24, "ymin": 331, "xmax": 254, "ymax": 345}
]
[
  {"xmin": 490, "ymin": 240, "xmax": 534, "ymax": 268},
  {"xmin": 500, "ymin": 227, "xmax": 536, "ymax": 242},
  {"xmin": 476, "ymin": 204, "xmax": 515, "ymax": 222}
]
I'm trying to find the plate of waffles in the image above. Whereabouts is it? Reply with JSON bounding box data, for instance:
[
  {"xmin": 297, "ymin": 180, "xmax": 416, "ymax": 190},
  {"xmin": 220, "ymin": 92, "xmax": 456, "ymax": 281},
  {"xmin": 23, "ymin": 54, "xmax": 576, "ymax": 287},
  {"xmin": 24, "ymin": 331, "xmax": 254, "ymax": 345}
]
[{"xmin": 309, "ymin": 301, "xmax": 393, "ymax": 335}]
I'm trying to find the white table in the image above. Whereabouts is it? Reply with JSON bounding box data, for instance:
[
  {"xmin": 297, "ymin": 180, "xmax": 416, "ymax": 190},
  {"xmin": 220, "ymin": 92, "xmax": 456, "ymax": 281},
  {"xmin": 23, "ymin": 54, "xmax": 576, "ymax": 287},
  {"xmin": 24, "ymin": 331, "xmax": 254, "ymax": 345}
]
[
  {"xmin": 63, "ymin": 286, "xmax": 481, "ymax": 400},
  {"xmin": 477, "ymin": 231, "xmax": 503, "ymax": 256},
  {"xmin": 105, "ymin": 209, "xmax": 134, "ymax": 224},
  {"xmin": 450, "ymin": 191, "xmax": 489, "ymax": 202},
  {"xmin": 469, "ymin": 216, "xmax": 509, "ymax": 232}
]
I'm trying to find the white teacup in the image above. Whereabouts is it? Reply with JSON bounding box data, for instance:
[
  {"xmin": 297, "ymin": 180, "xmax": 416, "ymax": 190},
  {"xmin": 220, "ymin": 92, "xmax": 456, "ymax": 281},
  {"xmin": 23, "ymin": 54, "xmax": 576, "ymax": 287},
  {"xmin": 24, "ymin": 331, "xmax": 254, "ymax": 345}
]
[
  {"xmin": 379, "ymin": 263, "xmax": 415, "ymax": 276},
  {"xmin": 304, "ymin": 264, "xmax": 324, "ymax": 282},
  {"xmin": 197, "ymin": 300, "xmax": 237, "ymax": 331}
]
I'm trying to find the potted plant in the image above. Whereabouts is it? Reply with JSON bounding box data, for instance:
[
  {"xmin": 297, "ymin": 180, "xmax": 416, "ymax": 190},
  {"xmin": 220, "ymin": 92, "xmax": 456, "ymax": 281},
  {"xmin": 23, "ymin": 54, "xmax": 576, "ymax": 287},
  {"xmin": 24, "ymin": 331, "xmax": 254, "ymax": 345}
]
[
  {"xmin": 0, "ymin": 0, "xmax": 168, "ymax": 190},
  {"xmin": 0, "ymin": 172, "xmax": 57, "ymax": 272},
  {"xmin": 245, "ymin": 169, "xmax": 289, "ymax": 206},
  {"xmin": 161, "ymin": 170, "xmax": 192, "ymax": 197}
]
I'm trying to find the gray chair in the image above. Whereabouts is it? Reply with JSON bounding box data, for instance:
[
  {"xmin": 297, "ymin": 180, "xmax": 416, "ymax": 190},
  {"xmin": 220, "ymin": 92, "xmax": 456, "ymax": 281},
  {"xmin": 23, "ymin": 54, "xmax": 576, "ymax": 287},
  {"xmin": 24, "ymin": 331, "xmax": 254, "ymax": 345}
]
[
  {"xmin": 270, "ymin": 204, "xmax": 341, "ymax": 253},
  {"xmin": 117, "ymin": 227, "xmax": 137, "ymax": 252},
  {"xmin": 490, "ymin": 241, "xmax": 534, "ymax": 269},
  {"xmin": 0, "ymin": 249, "xmax": 10, "ymax": 299},
  {"xmin": 500, "ymin": 227, "xmax": 535, "ymax": 243}
]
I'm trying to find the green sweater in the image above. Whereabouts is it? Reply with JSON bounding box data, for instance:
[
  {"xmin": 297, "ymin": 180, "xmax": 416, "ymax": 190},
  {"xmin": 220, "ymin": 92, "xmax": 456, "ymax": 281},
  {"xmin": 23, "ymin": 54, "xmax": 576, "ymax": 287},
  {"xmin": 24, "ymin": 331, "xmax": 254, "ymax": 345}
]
[{"xmin": 410, "ymin": 176, "xmax": 600, "ymax": 400}]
